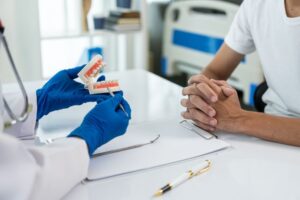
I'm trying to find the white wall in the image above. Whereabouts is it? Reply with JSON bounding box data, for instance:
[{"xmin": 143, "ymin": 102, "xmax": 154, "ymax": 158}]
[{"xmin": 0, "ymin": 0, "xmax": 42, "ymax": 83}]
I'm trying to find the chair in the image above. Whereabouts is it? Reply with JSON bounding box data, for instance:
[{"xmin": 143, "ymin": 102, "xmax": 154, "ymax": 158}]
[{"xmin": 253, "ymin": 81, "xmax": 268, "ymax": 112}]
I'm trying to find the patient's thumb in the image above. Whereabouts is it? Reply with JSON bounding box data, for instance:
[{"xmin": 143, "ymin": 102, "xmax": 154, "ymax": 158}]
[{"xmin": 221, "ymin": 86, "xmax": 235, "ymax": 97}]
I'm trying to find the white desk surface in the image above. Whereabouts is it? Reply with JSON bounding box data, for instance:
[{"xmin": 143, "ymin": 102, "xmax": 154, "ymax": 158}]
[{"xmin": 5, "ymin": 69, "xmax": 300, "ymax": 200}]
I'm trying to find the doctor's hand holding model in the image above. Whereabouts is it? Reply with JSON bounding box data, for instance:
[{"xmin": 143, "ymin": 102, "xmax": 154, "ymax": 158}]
[
  {"xmin": 181, "ymin": 0, "xmax": 300, "ymax": 146},
  {"xmin": 0, "ymin": 20, "xmax": 131, "ymax": 200}
]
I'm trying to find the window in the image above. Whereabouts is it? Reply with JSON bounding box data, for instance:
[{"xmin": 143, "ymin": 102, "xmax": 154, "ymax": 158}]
[
  {"xmin": 38, "ymin": 0, "xmax": 96, "ymax": 78},
  {"xmin": 38, "ymin": 0, "xmax": 146, "ymax": 78}
]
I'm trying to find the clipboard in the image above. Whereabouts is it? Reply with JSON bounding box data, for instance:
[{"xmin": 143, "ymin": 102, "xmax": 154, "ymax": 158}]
[{"xmin": 87, "ymin": 119, "xmax": 230, "ymax": 181}]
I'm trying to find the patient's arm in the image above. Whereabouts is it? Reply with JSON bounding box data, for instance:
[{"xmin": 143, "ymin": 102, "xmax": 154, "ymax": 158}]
[
  {"xmin": 182, "ymin": 80, "xmax": 300, "ymax": 146},
  {"xmin": 189, "ymin": 43, "xmax": 244, "ymax": 83},
  {"xmin": 213, "ymin": 82, "xmax": 300, "ymax": 146},
  {"xmin": 235, "ymin": 111, "xmax": 300, "ymax": 146},
  {"xmin": 181, "ymin": 43, "xmax": 244, "ymax": 131}
]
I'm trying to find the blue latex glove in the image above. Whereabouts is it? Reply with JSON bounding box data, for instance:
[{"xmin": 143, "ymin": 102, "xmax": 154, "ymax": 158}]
[
  {"xmin": 36, "ymin": 65, "xmax": 113, "ymax": 121},
  {"xmin": 68, "ymin": 94, "xmax": 131, "ymax": 156}
]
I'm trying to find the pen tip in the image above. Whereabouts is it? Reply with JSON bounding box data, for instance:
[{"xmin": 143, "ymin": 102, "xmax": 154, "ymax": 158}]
[{"xmin": 153, "ymin": 191, "xmax": 162, "ymax": 197}]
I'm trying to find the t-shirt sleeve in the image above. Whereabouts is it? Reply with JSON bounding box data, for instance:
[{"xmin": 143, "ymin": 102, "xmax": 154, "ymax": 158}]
[{"xmin": 225, "ymin": 0, "xmax": 256, "ymax": 55}]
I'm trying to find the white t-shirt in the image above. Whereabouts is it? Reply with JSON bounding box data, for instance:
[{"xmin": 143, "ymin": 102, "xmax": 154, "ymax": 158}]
[{"xmin": 225, "ymin": 0, "xmax": 300, "ymax": 117}]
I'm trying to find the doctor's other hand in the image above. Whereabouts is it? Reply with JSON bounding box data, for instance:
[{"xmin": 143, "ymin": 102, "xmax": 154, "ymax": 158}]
[
  {"xmin": 181, "ymin": 78, "xmax": 237, "ymax": 132},
  {"xmin": 68, "ymin": 94, "xmax": 131, "ymax": 156},
  {"xmin": 36, "ymin": 65, "xmax": 111, "ymax": 121}
]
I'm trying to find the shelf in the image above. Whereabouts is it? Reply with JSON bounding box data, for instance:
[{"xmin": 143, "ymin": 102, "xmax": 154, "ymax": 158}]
[
  {"xmin": 41, "ymin": 29, "xmax": 142, "ymax": 40},
  {"xmin": 39, "ymin": 0, "xmax": 149, "ymax": 75}
]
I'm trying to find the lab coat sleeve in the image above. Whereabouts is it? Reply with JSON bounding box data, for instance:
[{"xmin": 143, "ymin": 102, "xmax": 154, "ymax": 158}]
[
  {"xmin": 28, "ymin": 137, "xmax": 90, "ymax": 200},
  {"xmin": 3, "ymin": 91, "xmax": 38, "ymax": 138},
  {"xmin": 0, "ymin": 133, "xmax": 89, "ymax": 200}
]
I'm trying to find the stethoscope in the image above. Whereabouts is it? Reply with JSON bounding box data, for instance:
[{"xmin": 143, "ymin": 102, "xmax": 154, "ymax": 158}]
[{"xmin": 0, "ymin": 20, "xmax": 30, "ymax": 126}]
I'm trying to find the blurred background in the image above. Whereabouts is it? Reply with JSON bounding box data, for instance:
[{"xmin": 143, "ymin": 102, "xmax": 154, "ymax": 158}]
[{"xmin": 0, "ymin": 0, "xmax": 263, "ymax": 108}]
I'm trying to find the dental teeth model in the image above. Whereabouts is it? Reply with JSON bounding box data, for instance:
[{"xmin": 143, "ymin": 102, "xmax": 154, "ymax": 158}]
[
  {"xmin": 88, "ymin": 80, "xmax": 120, "ymax": 94},
  {"xmin": 78, "ymin": 54, "xmax": 104, "ymax": 83},
  {"xmin": 78, "ymin": 54, "xmax": 121, "ymax": 94}
]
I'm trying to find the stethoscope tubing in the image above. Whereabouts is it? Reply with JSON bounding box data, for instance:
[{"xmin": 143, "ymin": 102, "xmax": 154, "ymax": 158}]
[{"xmin": 0, "ymin": 32, "xmax": 30, "ymax": 124}]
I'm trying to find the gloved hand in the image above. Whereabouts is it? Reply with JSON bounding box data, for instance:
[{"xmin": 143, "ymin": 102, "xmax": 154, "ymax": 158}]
[
  {"xmin": 68, "ymin": 94, "xmax": 131, "ymax": 156},
  {"xmin": 36, "ymin": 65, "xmax": 113, "ymax": 121}
]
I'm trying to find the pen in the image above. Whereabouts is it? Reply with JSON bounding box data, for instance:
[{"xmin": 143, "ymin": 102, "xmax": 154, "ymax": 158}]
[
  {"xmin": 154, "ymin": 160, "xmax": 211, "ymax": 197},
  {"xmin": 106, "ymin": 87, "xmax": 129, "ymax": 117}
]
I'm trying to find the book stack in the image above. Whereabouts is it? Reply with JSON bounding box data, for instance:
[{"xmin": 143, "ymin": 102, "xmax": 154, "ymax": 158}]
[{"xmin": 105, "ymin": 10, "xmax": 141, "ymax": 31}]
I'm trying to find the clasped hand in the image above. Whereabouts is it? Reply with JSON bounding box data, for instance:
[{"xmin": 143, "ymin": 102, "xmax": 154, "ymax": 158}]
[{"xmin": 181, "ymin": 74, "xmax": 244, "ymax": 133}]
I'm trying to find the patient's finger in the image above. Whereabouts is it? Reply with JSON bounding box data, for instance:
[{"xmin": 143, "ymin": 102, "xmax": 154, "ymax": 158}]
[
  {"xmin": 181, "ymin": 108, "xmax": 217, "ymax": 127},
  {"xmin": 221, "ymin": 86, "xmax": 236, "ymax": 97},
  {"xmin": 211, "ymin": 79, "xmax": 229, "ymax": 87},
  {"xmin": 181, "ymin": 97, "xmax": 216, "ymax": 117},
  {"xmin": 183, "ymin": 83, "xmax": 218, "ymax": 104},
  {"xmin": 187, "ymin": 75, "xmax": 219, "ymax": 102},
  {"xmin": 182, "ymin": 84, "xmax": 199, "ymax": 96},
  {"xmin": 204, "ymin": 80, "xmax": 222, "ymax": 96},
  {"xmin": 188, "ymin": 74, "xmax": 210, "ymax": 85},
  {"xmin": 210, "ymin": 79, "xmax": 236, "ymax": 97},
  {"xmin": 188, "ymin": 95, "xmax": 216, "ymax": 117},
  {"xmin": 196, "ymin": 82, "xmax": 218, "ymax": 102},
  {"xmin": 181, "ymin": 98, "xmax": 196, "ymax": 109}
]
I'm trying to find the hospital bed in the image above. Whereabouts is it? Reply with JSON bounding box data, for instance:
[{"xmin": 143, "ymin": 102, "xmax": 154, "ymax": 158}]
[{"xmin": 162, "ymin": 0, "xmax": 264, "ymax": 105}]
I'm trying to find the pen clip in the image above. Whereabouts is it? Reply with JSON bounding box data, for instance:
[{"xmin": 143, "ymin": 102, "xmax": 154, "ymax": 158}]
[
  {"xmin": 180, "ymin": 120, "xmax": 217, "ymax": 139},
  {"xmin": 92, "ymin": 135, "xmax": 160, "ymax": 158},
  {"xmin": 194, "ymin": 160, "xmax": 211, "ymax": 176}
]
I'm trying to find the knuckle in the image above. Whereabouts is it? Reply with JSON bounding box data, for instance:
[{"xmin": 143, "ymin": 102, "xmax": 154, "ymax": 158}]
[
  {"xmin": 197, "ymin": 113, "xmax": 211, "ymax": 124},
  {"xmin": 189, "ymin": 108, "xmax": 198, "ymax": 119},
  {"xmin": 186, "ymin": 99, "xmax": 194, "ymax": 108},
  {"xmin": 199, "ymin": 75, "xmax": 209, "ymax": 82},
  {"xmin": 213, "ymin": 85, "xmax": 222, "ymax": 94},
  {"xmin": 220, "ymin": 80, "xmax": 227, "ymax": 85},
  {"xmin": 197, "ymin": 82, "xmax": 206, "ymax": 90},
  {"xmin": 197, "ymin": 83, "xmax": 211, "ymax": 95},
  {"xmin": 189, "ymin": 95, "xmax": 197, "ymax": 104},
  {"xmin": 189, "ymin": 74, "xmax": 206, "ymax": 84},
  {"xmin": 202, "ymin": 105, "xmax": 211, "ymax": 114},
  {"xmin": 188, "ymin": 109, "xmax": 202, "ymax": 122},
  {"xmin": 189, "ymin": 95, "xmax": 209, "ymax": 112}
]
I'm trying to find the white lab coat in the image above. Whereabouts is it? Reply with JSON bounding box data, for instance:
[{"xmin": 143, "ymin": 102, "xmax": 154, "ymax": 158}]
[{"xmin": 0, "ymin": 88, "xmax": 89, "ymax": 200}]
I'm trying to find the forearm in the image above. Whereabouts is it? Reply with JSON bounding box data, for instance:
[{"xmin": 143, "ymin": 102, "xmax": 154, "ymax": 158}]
[
  {"xmin": 234, "ymin": 111, "xmax": 300, "ymax": 146},
  {"xmin": 201, "ymin": 67, "xmax": 223, "ymax": 80},
  {"xmin": 201, "ymin": 43, "xmax": 244, "ymax": 80}
]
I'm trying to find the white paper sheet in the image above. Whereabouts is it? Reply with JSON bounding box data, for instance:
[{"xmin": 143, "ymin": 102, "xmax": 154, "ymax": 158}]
[{"xmin": 88, "ymin": 119, "xmax": 230, "ymax": 180}]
